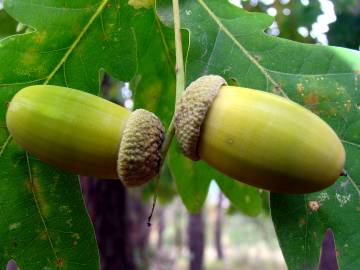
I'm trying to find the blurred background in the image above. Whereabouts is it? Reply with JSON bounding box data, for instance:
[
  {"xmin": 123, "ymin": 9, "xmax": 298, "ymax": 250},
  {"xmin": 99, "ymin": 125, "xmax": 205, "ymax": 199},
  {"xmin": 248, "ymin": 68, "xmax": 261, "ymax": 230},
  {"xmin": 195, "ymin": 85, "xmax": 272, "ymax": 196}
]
[{"xmin": 1, "ymin": 0, "xmax": 360, "ymax": 269}]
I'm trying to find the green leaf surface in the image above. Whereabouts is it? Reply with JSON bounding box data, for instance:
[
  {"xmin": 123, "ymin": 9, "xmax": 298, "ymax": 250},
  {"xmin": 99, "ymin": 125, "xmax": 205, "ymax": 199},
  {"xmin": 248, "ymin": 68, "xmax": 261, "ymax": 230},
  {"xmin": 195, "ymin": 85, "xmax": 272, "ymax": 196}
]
[
  {"xmin": 131, "ymin": 5, "xmax": 176, "ymax": 127},
  {"xmin": 157, "ymin": 0, "xmax": 360, "ymax": 268},
  {"xmin": 0, "ymin": 0, "xmax": 148, "ymax": 268},
  {"xmin": 167, "ymin": 141, "xmax": 212, "ymax": 213},
  {"xmin": 0, "ymin": 147, "xmax": 99, "ymax": 269}
]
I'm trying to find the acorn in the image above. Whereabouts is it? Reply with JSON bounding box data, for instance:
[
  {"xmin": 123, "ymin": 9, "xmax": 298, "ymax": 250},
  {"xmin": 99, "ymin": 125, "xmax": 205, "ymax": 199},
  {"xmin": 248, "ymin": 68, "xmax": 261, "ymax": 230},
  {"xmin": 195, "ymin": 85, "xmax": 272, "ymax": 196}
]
[
  {"xmin": 6, "ymin": 85, "xmax": 165, "ymax": 187},
  {"xmin": 175, "ymin": 75, "xmax": 345, "ymax": 193}
]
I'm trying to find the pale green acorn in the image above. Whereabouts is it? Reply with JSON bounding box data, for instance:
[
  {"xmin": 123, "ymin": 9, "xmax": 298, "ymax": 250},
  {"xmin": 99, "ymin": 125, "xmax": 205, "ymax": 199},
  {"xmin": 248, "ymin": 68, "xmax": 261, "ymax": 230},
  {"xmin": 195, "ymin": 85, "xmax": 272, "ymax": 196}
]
[
  {"xmin": 175, "ymin": 75, "xmax": 346, "ymax": 193},
  {"xmin": 6, "ymin": 85, "xmax": 165, "ymax": 187}
]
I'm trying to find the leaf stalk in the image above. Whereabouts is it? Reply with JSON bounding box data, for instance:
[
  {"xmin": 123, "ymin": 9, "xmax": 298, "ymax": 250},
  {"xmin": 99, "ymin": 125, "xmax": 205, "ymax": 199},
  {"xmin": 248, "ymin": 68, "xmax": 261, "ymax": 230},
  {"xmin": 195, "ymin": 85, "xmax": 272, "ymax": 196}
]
[
  {"xmin": 148, "ymin": 0, "xmax": 186, "ymax": 225},
  {"xmin": 160, "ymin": 0, "xmax": 186, "ymax": 162}
]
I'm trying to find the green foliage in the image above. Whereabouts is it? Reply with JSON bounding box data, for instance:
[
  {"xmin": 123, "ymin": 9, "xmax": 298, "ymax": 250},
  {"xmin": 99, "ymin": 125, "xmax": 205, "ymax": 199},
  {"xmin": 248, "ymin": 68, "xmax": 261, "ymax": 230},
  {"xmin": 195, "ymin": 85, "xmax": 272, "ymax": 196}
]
[
  {"xmin": 332, "ymin": 0, "xmax": 359, "ymax": 12},
  {"xmin": 0, "ymin": 0, "xmax": 146, "ymax": 268},
  {"xmin": 130, "ymin": 6, "xmax": 177, "ymax": 127},
  {"xmin": 0, "ymin": 0, "xmax": 359, "ymax": 269},
  {"xmin": 157, "ymin": 0, "xmax": 360, "ymax": 268},
  {"xmin": 216, "ymin": 177, "xmax": 263, "ymax": 217},
  {"xmin": 328, "ymin": 1, "xmax": 360, "ymax": 50},
  {"xmin": 241, "ymin": 0, "xmax": 321, "ymax": 43},
  {"xmin": 0, "ymin": 9, "xmax": 17, "ymax": 38},
  {"xmin": 328, "ymin": 13, "xmax": 360, "ymax": 49}
]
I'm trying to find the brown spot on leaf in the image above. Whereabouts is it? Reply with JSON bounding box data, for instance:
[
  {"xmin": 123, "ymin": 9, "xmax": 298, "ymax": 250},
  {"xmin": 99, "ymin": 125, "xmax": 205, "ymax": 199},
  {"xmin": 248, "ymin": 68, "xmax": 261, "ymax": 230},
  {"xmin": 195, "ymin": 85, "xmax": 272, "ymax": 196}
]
[
  {"xmin": 303, "ymin": 92, "xmax": 320, "ymax": 113},
  {"xmin": 344, "ymin": 100, "xmax": 352, "ymax": 112},
  {"xmin": 34, "ymin": 31, "xmax": 47, "ymax": 44},
  {"xmin": 272, "ymin": 84, "xmax": 284, "ymax": 95},
  {"xmin": 39, "ymin": 229, "xmax": 49, "ymax": 240},
  {"xmin": 56, "ymin": 258, "xmax": 64, "ymax": 268},
  {"xmin": 328, "ymin": 107, "xmax": 338, "ymax": 117},
  {"xmin": 299, "ymin": 218, "xmax": 307, "ymax": 227},
  {"xmin": 85, "ymin": 4, "xmax": 93, "ymax": 11},
  {"xmin": 308, "ymin": 200, "xmax": 320, "ymax": 212},
  {"xmin": 304, "ymin": 92, "xmax": 318, "ymax": 106},
  {"xmin": 72, "ymin": 233, "xmax": 80, "ymax": 240},
  {"xmin": 20, "ymin": 48, "xmax": 38, "ymax": 66},
  {"xmin": 25, "ymin": 177, "xmax": 50, "ymax": 217},
  {"xmin": 101, "ymin": 33, "xmax": 109, "ymax": 41},
  {"xmin": 128, "ymin": 0, "xmax": 154, "ymax": 9},
  {"xmin": 296, "ymin": 83, "xmax": 304, "ymax": 95}
]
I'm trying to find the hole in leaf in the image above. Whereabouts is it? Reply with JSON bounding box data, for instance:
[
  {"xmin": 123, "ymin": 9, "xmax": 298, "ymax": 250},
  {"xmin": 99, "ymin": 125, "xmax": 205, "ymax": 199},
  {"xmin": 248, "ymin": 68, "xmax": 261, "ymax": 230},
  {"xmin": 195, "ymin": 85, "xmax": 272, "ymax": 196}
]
[
  {"xmin": 318, "ymin": 229, "xmax": 339, "ymax": 270},
  {"xmin": 6, "ymin": 260, "xmax": 18, "ymax": 270},
  {"xmin": 100, "ymin": 72, "xmax": 132, "ymax": 109}
]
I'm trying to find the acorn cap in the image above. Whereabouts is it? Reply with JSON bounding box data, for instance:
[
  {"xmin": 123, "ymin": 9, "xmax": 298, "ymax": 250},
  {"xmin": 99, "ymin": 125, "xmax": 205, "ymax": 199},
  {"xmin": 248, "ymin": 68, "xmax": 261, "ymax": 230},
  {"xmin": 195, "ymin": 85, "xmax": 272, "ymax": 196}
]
[
  {"xmin": 175, "ymin": 75, "xmax": 227, "ymax": 160},
  {"xmin": 117, "ymin": 109, "xmax": 165, "ymax": 187}
]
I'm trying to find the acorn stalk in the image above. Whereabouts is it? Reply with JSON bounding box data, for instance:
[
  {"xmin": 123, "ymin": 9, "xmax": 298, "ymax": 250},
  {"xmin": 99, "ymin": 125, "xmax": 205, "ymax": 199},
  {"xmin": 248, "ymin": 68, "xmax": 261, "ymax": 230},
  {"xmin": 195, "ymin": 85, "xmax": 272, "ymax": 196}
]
[
  {"xmin": 6, "ymin": 85, "xmax": 164, "ymax": 187},
  {"xmin": 175, "ymin": 75, "xmax": 345, "ymax": 194}
]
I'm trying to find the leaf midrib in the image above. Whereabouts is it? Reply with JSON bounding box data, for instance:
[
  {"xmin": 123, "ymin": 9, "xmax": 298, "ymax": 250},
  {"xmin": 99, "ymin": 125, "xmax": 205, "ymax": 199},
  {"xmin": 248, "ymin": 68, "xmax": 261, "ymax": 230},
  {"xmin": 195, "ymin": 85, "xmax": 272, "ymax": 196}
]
[
  {"xmin": 44, "ymin": 0, "xmax": 110, "ymax": 85},
  {"xmin": 197, "ymin": 0, "xmax": 287, "ymax": 97},
  {"xmin": 0, "ymin": 135, "xmax": 11, "ymax": 159}
]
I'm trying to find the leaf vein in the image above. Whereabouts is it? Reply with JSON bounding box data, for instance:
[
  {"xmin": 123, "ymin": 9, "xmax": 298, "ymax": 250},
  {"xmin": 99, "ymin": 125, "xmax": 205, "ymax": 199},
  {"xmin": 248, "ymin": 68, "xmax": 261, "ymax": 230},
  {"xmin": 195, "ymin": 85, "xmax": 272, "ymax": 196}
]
[
  {"xmin": 0, "ymin": 78, "xmax": 47, "ymax": 87},
  {"xmin": 24, "ymin": 2, "xmax": 97, "ymax": 11},
  {"xmin": 346, "ymin": 172, "xmax": 360, "ymax": 197},
  {"xmin": 154, "ymin": 11, "xmax": 175, "ymax": 70},
  {"xmin": 341, "ymin": 139, "xmax": 360, "ymax": 149},
  {"xmin": 197, "ymin": 0, "xmax": 287, "ymax": 97},
  {"xmin": 43, "ymin": 0, "xmax": 110, "ymax": 85},
  {"xmin": 25, "ymin": 152, "xmax": 59, "ymax": 267},
  {"xmin": 204, "ymin": 28, "xmax": 220, "ymax": 74},
  {"xmin": 0, "ymin": 135, "xmax": 12, "ymax": 159}
]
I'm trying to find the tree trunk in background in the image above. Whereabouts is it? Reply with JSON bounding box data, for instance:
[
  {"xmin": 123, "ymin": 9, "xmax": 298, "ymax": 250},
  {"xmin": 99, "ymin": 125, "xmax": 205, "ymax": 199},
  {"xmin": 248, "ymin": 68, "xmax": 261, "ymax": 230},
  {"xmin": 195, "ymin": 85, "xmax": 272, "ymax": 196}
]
[
  {"xmin": 81, "ymin": 177, "xmax": 136, "ymax": 270},
  {"xmin": 215, "ymin": 191, "xmax": 224, "ymax": 260},
  {"xmin": 327, "ymin": 1, "xmax": 360, "ymax": 49},
  {"xmin": 126, "ymin": 192, "xmax": 150, "ymax": 270},
  {"xmin": 80, "ymin": 75, "xmax": 150, "ymax": 270},
  {"xmin": 188, "ymin": 211, "xmax": 205, "ymax": 270}
]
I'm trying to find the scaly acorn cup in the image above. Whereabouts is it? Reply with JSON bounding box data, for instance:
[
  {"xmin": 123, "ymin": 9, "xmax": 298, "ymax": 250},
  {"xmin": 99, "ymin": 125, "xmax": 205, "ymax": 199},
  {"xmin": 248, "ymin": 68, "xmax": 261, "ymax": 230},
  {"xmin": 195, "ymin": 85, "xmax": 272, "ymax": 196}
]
[
  {"xmin": 175, "ymin": 75, "xmax": 346, "ymax": 194},
  {"xmin": 6, "ymin": 85, "xmax": 165, "ymax": 187}
]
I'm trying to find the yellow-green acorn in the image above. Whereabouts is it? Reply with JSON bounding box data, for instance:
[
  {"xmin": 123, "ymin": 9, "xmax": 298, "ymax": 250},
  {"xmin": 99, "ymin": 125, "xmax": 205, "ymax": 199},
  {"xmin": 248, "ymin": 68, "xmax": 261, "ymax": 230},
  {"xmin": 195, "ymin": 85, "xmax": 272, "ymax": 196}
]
[
  {"xmin": 6, "ymin": 85, "xmax": 164, "ymax": 187},
  {"xmin": 175, "ymin": 75, "xmax": 345, "ymax": 193}
]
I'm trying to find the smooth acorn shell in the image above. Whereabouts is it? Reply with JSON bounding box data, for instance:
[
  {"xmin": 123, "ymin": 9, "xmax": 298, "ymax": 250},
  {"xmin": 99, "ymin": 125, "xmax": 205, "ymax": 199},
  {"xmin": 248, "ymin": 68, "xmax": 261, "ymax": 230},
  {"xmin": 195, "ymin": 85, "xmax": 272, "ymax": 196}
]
[
  {"xmin": 198, "ymin": 86, "xmax": 345, "ymax": 193},
  {"xmin": 6, "ymin": 85, "xmax": 130, "ymax": 179}
]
